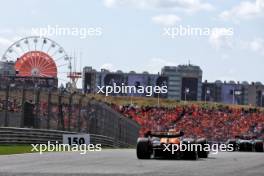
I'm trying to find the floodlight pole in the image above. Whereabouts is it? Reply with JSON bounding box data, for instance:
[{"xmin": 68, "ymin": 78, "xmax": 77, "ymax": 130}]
[
  {"xmin": 204, "ymin": 90, "xmax": 206, "ymax": 104},
  {"xmin": 184, "ymin": 88, "xmax": 189, "ymax": 104},
  {"xmin": 184, "ymin": 91, "xmax": 187, "ymax": 103},
  {"xmin": 205, "ymin": 89, "xmax": 210, "ymax": 104}
]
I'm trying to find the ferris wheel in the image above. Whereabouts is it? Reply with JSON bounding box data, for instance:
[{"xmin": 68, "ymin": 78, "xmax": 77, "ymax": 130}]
[{"xmin": 1, "ymin": 36, "xmax": 71, "ymax": 84}]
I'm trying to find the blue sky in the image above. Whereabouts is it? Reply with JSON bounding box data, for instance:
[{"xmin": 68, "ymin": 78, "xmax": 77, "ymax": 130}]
[{"xmin": 0, "ymin": 0, "xmax": 263, "ymax": 87}]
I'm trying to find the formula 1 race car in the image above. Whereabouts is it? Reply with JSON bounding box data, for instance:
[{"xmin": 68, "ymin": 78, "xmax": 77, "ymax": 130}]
[
  {"xmin": 136, "ymin": 131, "xmax": 209, "ymax": 160},
  {"xmin": 226, "ymin": 136, "xmax": 264, "ymax": 152}
]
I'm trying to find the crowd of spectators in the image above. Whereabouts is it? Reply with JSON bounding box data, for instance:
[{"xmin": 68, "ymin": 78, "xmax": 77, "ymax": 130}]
[
  {"xmin": 112, "ymin": 103, "xmax": 264, "ymax": 142},
  {"xmin": 38, "ymin": 101, "xmax": 87, "ymax": 130},
  {"xmin": 0, "ymin": 98, "xmax": 21, "ymax": 112},
  {"xmin": 0, "ymin": 95, "xmax": 87, "ymax": 131},
  {"xmin": 1, "ymin": 90, "xmax": 264, "ymax": 142}
]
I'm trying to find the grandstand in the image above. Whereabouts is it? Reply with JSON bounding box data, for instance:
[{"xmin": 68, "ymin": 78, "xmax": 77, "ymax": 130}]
[
  {"xmin": 0, "ymin": 82, "xmax": 263, "ymax": 144},
  {"xmin": 94, "ymin": 95, "xmax": 264, "ymax": 142},
  {"xmin": 1, "ymin": 68, "xmax": 264, "ymax": 144}
]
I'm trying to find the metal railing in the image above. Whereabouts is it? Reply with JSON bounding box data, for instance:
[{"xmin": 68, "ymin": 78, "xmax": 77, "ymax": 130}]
[{"xmin": 0, "ymin": 127, "xmax": 134, "ymax": 147}]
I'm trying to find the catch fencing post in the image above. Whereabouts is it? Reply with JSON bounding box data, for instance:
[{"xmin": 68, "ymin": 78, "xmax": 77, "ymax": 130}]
[
  {"xmin": 20, "ymin": 86, "xmax": 26, "ymax": 128},
  {"xmin": 77, "ymin": 96, "xmax": 83, "ymax": 132},
  {"xmin": 58, "ymin": 90, "xmax": 64, "ymax": 131},
  {"xmin": 68, "ymin": 93, "xmax": 73, "ymax": 131},
  {"xmin": 47, "ymin": 89, "xmax": 52, "ymax": 129},
  {"xmin": 34, "ymin": 87, "xmax": 40, "ymax": 128},
  {"xmin": 4, "ymin": 84, "xmax": 10, "ymax": 127}
]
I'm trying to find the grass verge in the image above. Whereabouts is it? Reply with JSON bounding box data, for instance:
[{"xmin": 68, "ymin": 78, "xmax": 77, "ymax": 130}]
[{"xmin": 0, "ymin": 145, "xmax": 34, "ymax": 155}]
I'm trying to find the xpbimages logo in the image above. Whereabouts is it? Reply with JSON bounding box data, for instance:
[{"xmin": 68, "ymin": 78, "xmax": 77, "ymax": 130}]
[
  {"xmin": 163, "ymin": 25, "xmax": 233, "ymax": 38},
  {"xmin": 97, "ymin": 83, "xmax": 168, "ymax": 96},
  {"xmin": 162, "ymin": 143, "xmax": 234, "ymax": 154},
  {"xmin": 31, "ymin": 25, "xmax": 103, "ymax": 39},
  {"xmin": 31, "ymin": 141, "xmax": 102, "ymax": 154}
]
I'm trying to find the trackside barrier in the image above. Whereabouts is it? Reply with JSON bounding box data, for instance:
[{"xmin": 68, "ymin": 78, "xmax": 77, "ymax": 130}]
[{"xmin": 0, "ymin": 127, "xmax": 134, "ymax": 148}]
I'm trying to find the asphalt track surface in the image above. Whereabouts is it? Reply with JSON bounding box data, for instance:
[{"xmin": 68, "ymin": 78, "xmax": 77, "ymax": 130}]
[{"xmin": 0, "ymin": 149, "xmax": 263, "ymax": 176}]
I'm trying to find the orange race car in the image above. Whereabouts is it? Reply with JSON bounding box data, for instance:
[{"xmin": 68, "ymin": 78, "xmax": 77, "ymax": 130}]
[{"xmin": 136, "ymin": 130, "xmax": 209, "ymax": 160}]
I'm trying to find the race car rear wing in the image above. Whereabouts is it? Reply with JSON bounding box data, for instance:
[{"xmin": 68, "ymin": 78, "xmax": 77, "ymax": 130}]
[
  {"xmin": 235, "ymin": 135, "xmax": 257, "ymax": 140},
  {"xmin": 144, "ymin": 131, "xmax": 184, "ymax": 138}
]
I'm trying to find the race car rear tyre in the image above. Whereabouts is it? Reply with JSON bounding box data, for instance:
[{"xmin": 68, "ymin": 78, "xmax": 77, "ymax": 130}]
[
  {"xmin": 255, "ymin": 142, "xmax": 264, "ymax": 152},
  {"xmin": 137, "ymin": 140, "xmax": 151, "ymax": 159},
  {"xmin": 239, "ymin": 143, "xmax": 253, "ymax": 152},
  {"xmin": 197, "ymin": 139, "xmax": 209, "ymax": 158},
  {"xmin": 183, "ymin": 151, "xmax": 198, "ymax": 160},
  {"xmin": 182, "ymin": 139, "xmax": 198, "ymax": 160},
  {"xmin": 198, "ymin": 151, "xmax": 208, "ymax": 158}
]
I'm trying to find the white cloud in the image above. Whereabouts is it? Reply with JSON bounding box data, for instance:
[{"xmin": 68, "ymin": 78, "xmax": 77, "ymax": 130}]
[
  {"xmin": 103, "ymin": 0, "xmax": 151, "ymax": 8},
  {"xmin": 155, "ymin": 0, "xmax": 213, "ymax": 12},
  {"xmin": 103, "ymin": 0, "xmax": 116, "ymax": 8},
  {"xmin": 0, "ymin": 28, "xmax": 31, "ymax": 49},
  {"xmin": 0, "ymin": 37, "xmax": 16, "ymax": 59},
  {"xmin": 208, "ymin": 30, "xmax": 233, "ymax": 50},
  {"xmin": 152, "ymin": 14, "xmax": 181, "ymax": 26},
  {"xmin": 100, "ymin": 63, "xmax": 115, "ymax": 71},
  {"xmin": 221, "ymin": 54, "xmax": 229, "ymax": 60},
  {"xmin": 0, "ymin": 27, "xmax": 31, "ymax": 37},
  {"xmin": 146, "ymin": 58, "xmax": 177, "ymax": 73},
  {"xmin": 228, "ymin": 68, "xmax": 236, "ymax": 75},
  {"xmin": 0, "ymin": 37, "xmax": 13, "ymax": 47},
  {"xmin": 209, "ymin": 36, "xmax": 264, "ymax": 55},
  {"xmin": 219, "ymin": 0, "xmax": 264, "ymax": 21},
  {"xmin": 103, "ymin": 0, "xmax": 214, "ymax": 13},
  {"xmin": 241, "ymin": 38, "xmax": 264, "ymax": 55},
  {"xmin": 0, "ymin": 28, "xmax": 14, "ymax": 35},
  {"xmin": 250, "ymin": 38, "xmax": 264, "ymax": 52}
]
